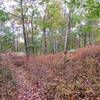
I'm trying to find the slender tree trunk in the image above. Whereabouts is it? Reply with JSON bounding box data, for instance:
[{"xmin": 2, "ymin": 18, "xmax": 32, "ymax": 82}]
[
  {"xmin": 31, "ymin": 14, "xmax": 35, "ymax": 54},
  {"xmin": 0, "ymin": 43, "xmax": 3, "ymax": 51},
  {"xmin": 64, "ymin": 12, "xmax": 71, "ymax": 54},
  {"xmin": 53, "ymin": 40, "xmax": 56, "ymax": 54},
  {"xmin": 31, "ymin": 12, "xmax": 34, "ymax": 35},
  {"xmin": 20, "ymin": 0, "xmax": 29, "ymax": 55},
  {"xmin": 42, "ymin": 28, "xmax": 47, "ymax": 54},
  {"xmin": 56, "ymin": 40, "xmax": 58, "ymax": 53},
  {"xmin": 84, "ymin": 34, "xmax": 87, "ymax": 46},
  {"xmin": 53, "ymin": 40, "xmax": 58, "ymax": 53},
  {"xmin": 16, "ymin": 36, "xmax": 19, "ymax": 52},
  {"xmin": 76, "ymin": 34, "xmax": 80, "ymax": 48},
  {"xmin": 31, "ymin": 36, "xmax": 35, "ymax": 54},
  {"xmin": 88, "ymin": 32, "xmax": 92, "ymax": 45}
]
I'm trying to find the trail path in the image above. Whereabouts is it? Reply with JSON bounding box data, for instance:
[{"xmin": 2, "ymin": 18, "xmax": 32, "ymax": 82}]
[{"xmin": 2, "ymin": 54, "xmax": 42, "ymax": 100}]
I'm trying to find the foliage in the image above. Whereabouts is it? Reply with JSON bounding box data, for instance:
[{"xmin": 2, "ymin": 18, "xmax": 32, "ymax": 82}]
[
  {"xmin": 0, "ymin": 27, "xmax": 16, "ymax": 50},
  {"xmin": 0, "ymin": 66, "xmax": 17, "ymax": 100},
  {"xmin": 86, "ymin": 0, "xmax": 100, "ymax": 19},
  {"xmin": 0, "ymin": 10, "xmax": 9, "ymax": 22},
  {"xmin": 37, "ymin": 1, "xmax": 65, "ymax": 30},
  {"xmin": 0, "ymin": 45, "xmax": 99, "ymax": 99}
]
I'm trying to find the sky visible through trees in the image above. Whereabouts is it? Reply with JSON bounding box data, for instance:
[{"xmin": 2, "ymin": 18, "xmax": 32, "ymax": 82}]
[{"xmin": 0, "ymin": 0, "xmax": 99, "ymax": 55}]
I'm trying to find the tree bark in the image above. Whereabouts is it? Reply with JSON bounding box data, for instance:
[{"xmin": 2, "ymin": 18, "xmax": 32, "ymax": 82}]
[
  {"xmin": 84, "ymin": 34, "xmax": 87, "ymax": 46},
  {"xmin": 64, "ymin": 12, "xmax": 71, "ymax": 54},
  {"xmin": 76, "ymin": 34, "xmax": 80, "ymax": 48},
  {"xmin": 53, "ymin": 40, "xmax": 56, "ymax": 54},
  {"xmin": 20, "ymin": 0, "xmax": 29, "ymax": 55},
  {"xmin": 42, "ymin": 28, "xmax": 47, "ymax": 54},
  {"xmin": 31, "ymin": 13, "xmax": 35, "ymax": 54}
]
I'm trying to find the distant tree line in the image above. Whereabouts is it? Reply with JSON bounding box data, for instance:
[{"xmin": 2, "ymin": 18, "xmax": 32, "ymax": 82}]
[{"xmin": 0, "ymin": 0, "xmax": 99, "ymax": 55}]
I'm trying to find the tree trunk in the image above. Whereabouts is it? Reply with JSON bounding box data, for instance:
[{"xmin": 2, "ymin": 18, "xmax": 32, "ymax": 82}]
[
  {"xmin": 31, "ymin": 14, "xmax": 35, "ymax": 54},
  {"xmin": 76, "ymin": 34, "xmax": 80, "ymax": 48},
  {"xmin": 84, "ymin": 34, "xmax": 87, "ymax": 46},
  {"xmin": 31, "ymin": 12, "xmax": 34, "ymax": 35},
  {"xmin": 53, "ymin": 40, "xmax": 58, "ymax": 53},
  {"xmin": 88, "ymin": 32, "xmax": 92, "ymax": 45},
  {"xmin": 42, "ymin": 28, "xmax": 47, "ymax": 54},
  {"xmin": 64, "ymin": 12, "xmax": 71, "ymax": 54},
  {"xmin": 53, "ymin": 40, "xmax": 56, "ymax": 54},
  {"xmin": 20, "ymin": 0, "xmax": 29, "ymax": 55}
]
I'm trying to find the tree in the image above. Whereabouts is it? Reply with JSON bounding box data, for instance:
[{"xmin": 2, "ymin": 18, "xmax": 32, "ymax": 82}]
[
  {"xmin": 0, "ymin": 27, "xmax": 16, "ymax": 51},
  {"xmin": 0, "ymin": 9, "xmax": 11, "ymax": 51},
  {"xmin": 38, "ymin": 0, "xmax": 65, "ymax": 54},
  {"xmin": 10, "ymin": 0, "xmax": 35, "ymax": 55},
  {"xmin": 20, "ymin": 0, "xmax": 29, "ymax": 55},
  {"xmin": 64, "ymin": 0, "xmax": 76, "ymax": 53}
]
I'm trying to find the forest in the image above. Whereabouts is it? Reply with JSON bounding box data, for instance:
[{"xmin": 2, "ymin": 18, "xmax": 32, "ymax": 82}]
[{"xmin": 0, "ymin": 0, "xmax": 100, "ymax": 100}]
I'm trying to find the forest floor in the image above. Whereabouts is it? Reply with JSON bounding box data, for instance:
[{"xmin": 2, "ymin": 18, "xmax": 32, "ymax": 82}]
[{"xmin": 0, "ymin": 45, "xmax": 100, "ymax": 100}]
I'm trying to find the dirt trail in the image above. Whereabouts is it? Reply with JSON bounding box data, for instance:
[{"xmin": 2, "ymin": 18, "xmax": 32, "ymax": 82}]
[
  {"xmin": 13, "ymin": 67, "xmax": 41, "ymax": 100},
  {"xmin": 2, "ymin": 54, "xmax": 42, "ymax": 100}
]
